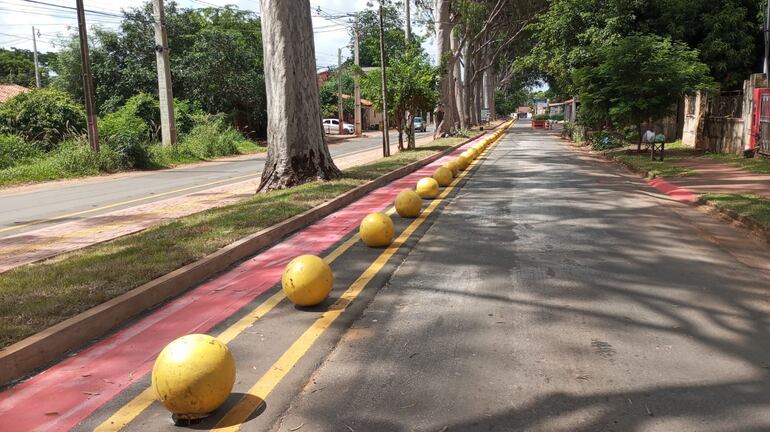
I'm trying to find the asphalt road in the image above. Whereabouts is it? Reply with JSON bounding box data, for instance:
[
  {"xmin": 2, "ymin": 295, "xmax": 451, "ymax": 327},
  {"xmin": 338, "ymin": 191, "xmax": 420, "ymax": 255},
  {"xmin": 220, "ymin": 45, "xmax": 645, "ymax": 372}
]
[
  {"xmin": 268, "ymin": 124, "xmax": 770, "ymax": 431},
  {"xmin": 0, "ymin": 128, "xmax": 431, "ymax": 238}
]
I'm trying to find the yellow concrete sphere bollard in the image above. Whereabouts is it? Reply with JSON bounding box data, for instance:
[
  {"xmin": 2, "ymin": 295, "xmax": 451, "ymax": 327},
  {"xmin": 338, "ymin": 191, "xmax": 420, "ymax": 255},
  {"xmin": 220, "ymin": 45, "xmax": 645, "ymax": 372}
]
[
  {"xmin": 282, "ymin": 255, "xmax": 333, "ymax": 306},
  {"xmin": 152, "ymin": 334, "xmax": 236, "ymax": 419},
  {"xmin": 447, "ymin": 160, "xmax": 460, "ymax": 176},
  {"xmin": 416, "ymin": 177, "xmax": 440, "ymax": 199},
  {"xmin": 432, "ymin": 166, "xmax": 453, "ymax": 187},
  {"xmin": 395, "ymin": 189, "xmax": 422, "ymax": 218},
  {"xmin": 442, "ymin": 163, "xmax": 457, "ymax": 178},
  {"xmin": 360, "ymin": 212, "xmax": 395, "ymax": 247},
  {"xmin": 461, "ymin": 150, "xmax": 474, "ymax": 160},
  {"xmin": 456, "ymin": 155, "xmax": 469, "ymax": 170}
]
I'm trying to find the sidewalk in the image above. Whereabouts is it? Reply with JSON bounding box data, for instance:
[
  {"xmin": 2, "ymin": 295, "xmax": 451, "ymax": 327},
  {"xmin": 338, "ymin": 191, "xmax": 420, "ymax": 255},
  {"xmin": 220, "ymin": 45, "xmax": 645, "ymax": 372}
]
[
  {"xmin": 0, "ymin": 135, "xmax": 436, "ymax": 274},
  {"xmin": 668, "ymin": 158, "xmax": 770, "ymax": 200}
]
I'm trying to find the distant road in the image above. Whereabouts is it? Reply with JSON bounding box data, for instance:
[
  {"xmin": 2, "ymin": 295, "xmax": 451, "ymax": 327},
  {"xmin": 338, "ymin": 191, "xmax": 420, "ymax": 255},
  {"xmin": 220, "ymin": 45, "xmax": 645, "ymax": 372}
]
[{"xmin": 0, "ymin": 128, "xmax": 431, "ymax": 238}]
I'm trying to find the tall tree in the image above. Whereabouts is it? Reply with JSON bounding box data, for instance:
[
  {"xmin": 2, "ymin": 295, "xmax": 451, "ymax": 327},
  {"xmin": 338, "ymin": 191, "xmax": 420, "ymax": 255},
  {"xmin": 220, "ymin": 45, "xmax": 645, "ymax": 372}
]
[{"xmin": 258, "ymin": 0, "xmax": 340, "ymax": 191}]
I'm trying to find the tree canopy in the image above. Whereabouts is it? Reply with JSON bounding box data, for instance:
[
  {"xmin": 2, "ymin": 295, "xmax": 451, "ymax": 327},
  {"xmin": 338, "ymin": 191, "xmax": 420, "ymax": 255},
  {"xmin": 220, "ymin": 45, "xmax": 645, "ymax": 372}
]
[{"xmin": 52, "ymin": 3, "xmax": 267, "ymax": 136}]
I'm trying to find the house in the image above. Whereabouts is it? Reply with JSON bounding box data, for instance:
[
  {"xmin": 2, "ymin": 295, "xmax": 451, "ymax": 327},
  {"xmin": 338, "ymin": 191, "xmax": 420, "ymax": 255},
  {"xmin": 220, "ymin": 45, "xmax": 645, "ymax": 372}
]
[
  {"xmin": 516, "ymin": 106, "xmax": 531, "ymax": 119},
  {"xmin": 0, "ymin": 83, "xmax": 30, "ymax": 103}
]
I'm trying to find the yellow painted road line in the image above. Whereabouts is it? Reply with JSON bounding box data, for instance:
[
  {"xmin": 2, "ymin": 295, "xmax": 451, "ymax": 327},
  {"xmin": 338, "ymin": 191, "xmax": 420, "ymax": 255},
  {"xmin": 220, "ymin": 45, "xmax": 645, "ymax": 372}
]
[
  {"xmin": 95, "ymin": 133, "xmax": 504, "ymax": 431},
  {"xmin": 0, "ymin": 146, "xmax": 393, "ymax": 236},
  {"xmin": 212, "ymin": 136, "xmax": 503, "ymax": 431},
  {"xmin": 0, "ymin": 173, "xmax": 258, "ymax": 235},
  {"xmin": 94, "ymin": 214, "xmax": 385, "ymax": 431}
]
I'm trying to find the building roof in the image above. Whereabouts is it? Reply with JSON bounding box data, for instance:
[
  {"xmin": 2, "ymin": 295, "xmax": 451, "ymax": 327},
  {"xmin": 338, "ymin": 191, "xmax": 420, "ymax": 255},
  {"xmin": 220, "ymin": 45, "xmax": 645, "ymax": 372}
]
[
  {"xmin": 340, "ymin": 93, "xmax": 373, "ymax": 107},
  {"xmin": 0, "ymin": 83, "xmax": 30, "ymax": 103},
  {"xmin": 517, "ymin": 106, "xmax": 531, "ymax": 113}
]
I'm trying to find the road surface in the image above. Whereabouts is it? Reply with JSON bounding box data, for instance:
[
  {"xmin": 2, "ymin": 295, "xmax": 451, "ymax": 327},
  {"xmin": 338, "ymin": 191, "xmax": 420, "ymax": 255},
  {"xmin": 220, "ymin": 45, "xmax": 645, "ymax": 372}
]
[
  {"xmin": 0, "ymin": 128, "xmax": 431, "ymax": 238},
  {"xmin": 6, "ymin": 123, "xmax": 770, "ymax": 431}
]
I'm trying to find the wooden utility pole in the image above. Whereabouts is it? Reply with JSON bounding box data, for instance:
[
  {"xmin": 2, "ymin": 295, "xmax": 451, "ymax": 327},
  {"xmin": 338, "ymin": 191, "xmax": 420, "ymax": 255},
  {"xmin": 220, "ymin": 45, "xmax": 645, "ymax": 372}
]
[
  {"xmin": 378, "ymin": 2, "xmax": 390, "ymax": 156},
  {"xmin": 353, "ymin": 16, "xmax": 362, "ymax": 136},
  {"xmin": 152, "ymin": 0, "xmax": 177, "ymax": 146},
  {"xmin": 31, "ymin": 27, "xmax": 41, "ymax": 88},
  {"xmin": 75, "ymin": 0, "xmax": 99, "ymax": 152},
  {"xmin": 338, "ymin": 47, "xmax": 344, "ymax": 135}
]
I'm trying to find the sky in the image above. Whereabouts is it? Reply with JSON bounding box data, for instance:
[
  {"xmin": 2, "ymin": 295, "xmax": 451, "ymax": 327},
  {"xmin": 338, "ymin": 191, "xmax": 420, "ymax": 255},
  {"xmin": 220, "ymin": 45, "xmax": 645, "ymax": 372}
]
[{"xmin": 0, "ymin": 0, "xmax": 436, "ymax": 69}]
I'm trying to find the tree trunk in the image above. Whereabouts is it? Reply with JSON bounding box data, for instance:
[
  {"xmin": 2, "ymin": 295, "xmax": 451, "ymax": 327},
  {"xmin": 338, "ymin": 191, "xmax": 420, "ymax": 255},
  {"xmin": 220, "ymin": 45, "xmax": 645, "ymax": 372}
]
[
  {"xmin": 487, "ymin": 68, "xmax": 496, "ymax": 121},
  {"xmin": 452, "ymin": 31, "xmax": 466, "ymax": 130},
  {"xmin": 406, "ymin": 111, "xmax": 415, "ymax": 149},
  {"xmin": 258, "ymin": 0, "xmax": 340, "ymax": 192},
  {"xmin": 434, "ymin": 0, "xmax": 455, "ymax": 138},
  {"xmin": 397, "ymin": 117, "xmax": 404, "ymax": 151}
]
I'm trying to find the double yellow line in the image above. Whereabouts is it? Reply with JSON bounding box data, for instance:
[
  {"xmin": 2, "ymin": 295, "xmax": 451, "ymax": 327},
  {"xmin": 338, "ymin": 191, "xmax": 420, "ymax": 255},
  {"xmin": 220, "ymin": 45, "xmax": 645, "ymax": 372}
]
[{"xmin": 95, "ymin": 126, "xmax": 510, "ymax": 431}]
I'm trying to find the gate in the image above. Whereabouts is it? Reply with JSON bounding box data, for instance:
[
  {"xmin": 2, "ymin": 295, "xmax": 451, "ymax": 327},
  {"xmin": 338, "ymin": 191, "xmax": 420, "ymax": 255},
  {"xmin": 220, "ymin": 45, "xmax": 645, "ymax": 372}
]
[{"xmin": 759, "ymin": 93, "xmax": 770, "ymax": 155}]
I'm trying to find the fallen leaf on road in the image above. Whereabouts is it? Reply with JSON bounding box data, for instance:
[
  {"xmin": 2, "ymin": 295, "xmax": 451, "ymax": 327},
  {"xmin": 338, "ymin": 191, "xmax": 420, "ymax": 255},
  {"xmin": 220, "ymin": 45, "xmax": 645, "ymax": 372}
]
[
  {"xmin": 345, "ymin": 424, "xmax": 355, "ymax": 432},
  {"xmin": 44, "ymin": 412, "xmax": 59, "ymax": 416},
  {"xmin": 576, "ymin": 375, "xmax": 590, "ymax": 381},
  {"xmin": 645, "ymin": 405, "xmax": 654, "ymax": 416},
  {"xmin": 288, "ymin": 423, "xmax": 304, "ymax": 431}
]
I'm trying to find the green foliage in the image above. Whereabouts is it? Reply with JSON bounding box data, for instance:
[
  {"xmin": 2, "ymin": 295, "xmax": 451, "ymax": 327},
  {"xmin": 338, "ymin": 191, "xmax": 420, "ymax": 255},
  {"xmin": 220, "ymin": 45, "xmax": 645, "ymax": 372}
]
[
  {"xmin": 518, "ymin": 0, "xmax": 762, "ymax": 93},
  {"xmin": 0, "ymin": 134, "xmax": 40, "ymax": 169},
  {"xmin": 495, "ymin": 79, "xmax": 530, "ymax": 116},
  {"xmin": 351, "ymin": 6, "xmax": 409, "ymax": 67},
  {"xmin": 532, "ymin": 113, "xmax": 550, "ymax": 121},
  {"xmin": 549, "ymin": 113, "xmax": 565, "ymax": 121},
  {"xmin": 52, "ymin": 4, "xmax": 267, "ymax": 136},
  {"xmin": 573, "ymin": 34, "xmax": 713, "ymax": 129},
  {"xmin": 589, "ymin": 131, "xmax": 624, "ymax": 151},
  {"xmin": 177, "ymin": 114, "xmax": 245, "ymax": 158},
  {"xmin": 360, "ymin": 46, "xmax": 437, "ymax": 132},
  {"xmin": 0, "ymin": 88, "xmax": 85, "ymax": 148},
  {"xmin": 319, "ymin": 71, "xmax": 355, "ymax": 119},
  {"xmin": 0, "ymin": 48, "xmax": 55, "ymax": 87},
  {"xmin": 99, "ymin": 108, "xmax": 150, "ymax": 169}
]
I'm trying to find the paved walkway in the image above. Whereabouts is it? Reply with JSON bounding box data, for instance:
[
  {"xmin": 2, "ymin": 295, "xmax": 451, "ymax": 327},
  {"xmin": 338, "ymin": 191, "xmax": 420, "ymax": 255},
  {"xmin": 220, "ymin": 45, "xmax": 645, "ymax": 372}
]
[
  {"xmin": 0, "ymin": 136, "xmax": 435, "ymax": 274},
  {"xmin": 670, "ymin": 158, "xmax": 770, "ymax": 199}
]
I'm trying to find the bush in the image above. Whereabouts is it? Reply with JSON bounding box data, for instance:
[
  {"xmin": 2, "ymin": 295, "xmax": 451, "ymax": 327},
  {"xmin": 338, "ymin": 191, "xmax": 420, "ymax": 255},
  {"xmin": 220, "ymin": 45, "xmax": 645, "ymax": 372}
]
[
  {"xmin": 549, "ymin": 113, "xmax": 565, "ymax": 121},
  {"xmin": 589, "ymin": 131, "xmax": 624, "ymax": 151},
  {"xmin": 0, "ymin": 88, "xmax": 85, "ymax": 148},
  {"xmin": 99, "ymin": 109, "xmax": 150, "ymax": 169},
  {"xmin": 174, "ymin": 99, "xmax": 204, "ymax": 135},
  {"xmin": 54, "ymin": 138, "xmax": 124, "ymax": 174},
  {"xmin": 532, "ymin": 114, "xmax": 550, "ymax": 121},
  {"xmin": 177, "ymin": 114, "xmax": 247, "ymax": 159},
  {"xmin": 0, "ymin": 134, "xmax": 41, "ymax": 169},
  {"xmin": 120, "ymin": 93, "xmax": 160, "ymax": 141}
]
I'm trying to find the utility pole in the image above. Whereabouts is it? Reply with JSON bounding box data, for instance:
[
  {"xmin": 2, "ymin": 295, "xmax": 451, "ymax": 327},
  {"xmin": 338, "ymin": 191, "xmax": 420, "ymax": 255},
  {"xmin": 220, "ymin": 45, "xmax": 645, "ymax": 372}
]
[
  {"xmin": 338, "ymin": 47, "xmax": 344, "ymax": 135},
  {"xmin": 152, "ymin": 0, "xmax": 177, "ymax": 146},
  {"xmin": 762, "ymin": 1, "xmax": 770, "ymax": 78},
  {"xmin": 31, "ymin": 26, "xmax": 41, "ymax": 88},
  {"xmin": 353, "ymin": 16, "xmax": 362, "ymax": 137},
  {"xmin": 378, "ymin": 1, "xmax": 390, "ymax": 157},
  {"xmin": 75, "ymin": 0, "xmax": 99, "ymax": 152}
]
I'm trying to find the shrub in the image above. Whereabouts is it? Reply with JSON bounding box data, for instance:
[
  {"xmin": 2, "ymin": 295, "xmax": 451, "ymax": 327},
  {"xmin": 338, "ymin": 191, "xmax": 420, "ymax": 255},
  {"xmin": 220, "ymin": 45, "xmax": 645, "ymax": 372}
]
[
  {"xmin": 54, "ymin": 138, "xmax": 125, "ymax": 174},
  {"xmin": 99, "ymin": 109, "xmax": 150, "ymax": 168},
  {"xmin": 549, "ymin": 113, "xmax": 565, "ymax": 121},
  {"xmin": 174, "ymin": 99, "xmax": 204, "ymax": 135},
  {"xmin": 0, "ymin": 88, "xmax": 85, "ymax": 148},
  {"xmin": 178, "ymin": 114, "xmax": 247, "ymax": 159},
  {"xmin": 0, "ymin": 134, "xmax": 41, "ymax": 169},
  {"xmin": 589, "ymin": 131, "xmax": 624, "ymax": 151},
  {"xmin": 120, "ymin": 93, "xmax": 160, "ymax": 141},
  {"xmin": 532, "ymin": 114, "xmax": 550, "ymax": 121}
]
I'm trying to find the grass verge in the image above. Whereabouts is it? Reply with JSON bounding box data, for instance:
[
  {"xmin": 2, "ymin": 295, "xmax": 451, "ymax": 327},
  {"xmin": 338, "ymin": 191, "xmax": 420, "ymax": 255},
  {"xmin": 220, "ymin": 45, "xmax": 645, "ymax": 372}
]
[
  {"xmin": 700, "ymin": 193, "xmax": 770, "ymax": 233},
  {"xmin": 702, "ymin": 152, "xmax": 770, "ymax": 174},
  {"xmin": 604, "ymin": 141, "xmax": 700, "ymax": 178},
  {"xmin": 0, "ymin": 135, "xmax": 473, "ymax": 349}
]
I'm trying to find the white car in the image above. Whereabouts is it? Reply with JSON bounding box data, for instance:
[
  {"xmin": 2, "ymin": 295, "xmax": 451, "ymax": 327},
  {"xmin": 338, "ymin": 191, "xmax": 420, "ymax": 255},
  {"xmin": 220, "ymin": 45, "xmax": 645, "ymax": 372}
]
[{"xmin": 323, "ymin": 118, "xmax": 354, "ymax": 135}]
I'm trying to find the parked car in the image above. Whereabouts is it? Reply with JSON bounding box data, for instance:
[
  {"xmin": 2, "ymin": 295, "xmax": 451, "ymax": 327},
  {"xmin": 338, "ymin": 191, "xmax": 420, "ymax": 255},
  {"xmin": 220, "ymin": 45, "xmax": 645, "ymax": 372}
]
[
  {"xmin": 322, "ymin": 118, "xmax": 354, "ymax": 134},
  {"xmin": 413, "ymin": 116, "xmax": 427, "ymax": 132}
]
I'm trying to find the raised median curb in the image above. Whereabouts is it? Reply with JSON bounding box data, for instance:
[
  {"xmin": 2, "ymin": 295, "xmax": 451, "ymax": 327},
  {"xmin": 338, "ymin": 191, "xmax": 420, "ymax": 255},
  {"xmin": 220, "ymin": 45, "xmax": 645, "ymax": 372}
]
[{"xmin": 0, "ymin": 129, "xmax": 498, "ymax": 387}]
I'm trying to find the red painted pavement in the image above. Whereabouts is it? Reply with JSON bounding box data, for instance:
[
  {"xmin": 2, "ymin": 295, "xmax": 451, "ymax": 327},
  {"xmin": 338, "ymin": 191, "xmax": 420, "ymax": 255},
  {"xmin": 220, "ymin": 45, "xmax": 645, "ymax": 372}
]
[
  {"xmin": 0, "ymin": 137, "xmax": 485, "ymax": 432},
  {"xmin": 647, "ymin": 178, "xmax": 698, "ymax": 203}
]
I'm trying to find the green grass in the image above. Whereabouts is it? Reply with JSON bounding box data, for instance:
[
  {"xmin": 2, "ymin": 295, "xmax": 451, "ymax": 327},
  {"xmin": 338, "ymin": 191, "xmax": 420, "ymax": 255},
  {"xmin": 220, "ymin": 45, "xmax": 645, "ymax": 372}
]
[
  {"xmin": 702, "ymin": 152, "xmax": 770, "ymax": 174},
  {"xmin": 606, "ymin": 140, "xmax": 701, "ymax": 178},
  {"xmin": 700, "ymin": 193, "xmax": 770, "ymax": 231},
  {"xmin": 0, "ymin": 135, "xmax": 468, "ymax": 349},
  {"xmin": 0, "ymin": 139, "xmax": 268, "ymax": 189}
]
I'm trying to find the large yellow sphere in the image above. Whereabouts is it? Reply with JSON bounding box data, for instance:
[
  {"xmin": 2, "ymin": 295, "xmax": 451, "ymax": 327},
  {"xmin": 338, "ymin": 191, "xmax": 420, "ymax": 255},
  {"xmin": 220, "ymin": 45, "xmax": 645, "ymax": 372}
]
[
  {"xmin": 360, "ymin": 213, "xmax": 394, "ymax": 247},
  {"xmin": 395, "ymin": 189, "xmax": 422, "ymax": 218},
  {"xmin": 442, "ymin": 163, "xmax": 456, "ymax": 178},
  {"xmin": 456, "ymin": 155, "xmax": 469, "ymax": 170},
  {"xmin": 446, "ymin": 160, "xmax": 460, "ymax": 176},
  {"xmin": 416, "ymin": 177, "xmax": 439, "ymax": 199},
  {"xmin": 432, "ymin": 166, "xmax": 453, "ymax": 186},
  {"xmin": 152, "ymin": 334, "xmax": 236, "ymax": 416},
  {"xmin": 282, "ymin": 255, "xmax": 333, "ymax": 306}
]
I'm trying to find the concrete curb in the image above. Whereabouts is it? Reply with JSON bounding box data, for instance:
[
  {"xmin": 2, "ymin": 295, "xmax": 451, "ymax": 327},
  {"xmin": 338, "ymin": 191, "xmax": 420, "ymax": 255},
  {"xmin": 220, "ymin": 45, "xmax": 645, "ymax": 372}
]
[{"xmin": 0, "ymin": 131, "xmax": 490, "ymax": 387}]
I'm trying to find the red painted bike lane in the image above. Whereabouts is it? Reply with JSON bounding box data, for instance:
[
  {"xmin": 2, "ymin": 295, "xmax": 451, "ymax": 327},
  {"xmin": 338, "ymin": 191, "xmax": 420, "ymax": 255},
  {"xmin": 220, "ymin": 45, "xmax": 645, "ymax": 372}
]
[{"xmin": 0, "ymin": 136, "xmax": 486, "ymax": 432}]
